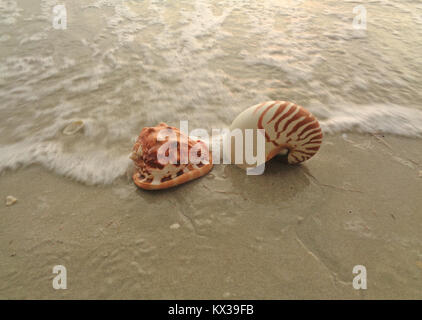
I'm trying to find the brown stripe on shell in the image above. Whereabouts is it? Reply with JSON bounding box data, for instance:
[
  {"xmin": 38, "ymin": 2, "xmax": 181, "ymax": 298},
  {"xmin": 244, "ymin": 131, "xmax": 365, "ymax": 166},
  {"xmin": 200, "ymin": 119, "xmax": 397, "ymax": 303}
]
[
  {"xmin": 249, "ymin": 101, "xmax": 323, "ymax": 164},
  {"xmin": 266, "ymin": 101, "xmax": 289, "ymax": 123},
  {"xmin": 257, "ymin": 102, "xmax": 278, "ymax": 142},
  {"xmin": 274, "ymin": 104, "xmax": 296, "ymax": 132},
  {"xmin": 295, "ymin": 122, "xmax": 317, "ymax": 139},
  {"xmin": 304, "ymin": 146, "xmax": 320, "ymax": 151},
  {"xmin": 280, "ymin": 111, "xmax": 302, "ymax": 134},
  {"xmin": 286, "ymin": 117, "xmax": 312, "ymax": 137},
  {"xmin": 161, "ymin": 175, "xmax": 172, "ymax": 182},
  {"xmin": 298, "ymin": 124, "xmax": 320, "ymax": 139}
]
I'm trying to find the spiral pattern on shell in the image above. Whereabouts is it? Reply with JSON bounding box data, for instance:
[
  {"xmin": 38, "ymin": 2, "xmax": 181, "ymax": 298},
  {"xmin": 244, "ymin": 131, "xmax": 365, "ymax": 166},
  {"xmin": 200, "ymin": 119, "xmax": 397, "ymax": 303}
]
[{"xmin": 230, "ymin": 101, "xmax": 323, "ymax": 164}]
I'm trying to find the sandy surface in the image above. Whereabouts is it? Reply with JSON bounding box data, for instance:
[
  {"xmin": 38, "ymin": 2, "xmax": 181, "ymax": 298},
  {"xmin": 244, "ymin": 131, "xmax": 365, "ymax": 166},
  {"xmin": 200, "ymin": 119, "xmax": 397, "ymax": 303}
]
[{"xmin": 0, "ymin": 133, "xmax": 421, "ymax": 299}]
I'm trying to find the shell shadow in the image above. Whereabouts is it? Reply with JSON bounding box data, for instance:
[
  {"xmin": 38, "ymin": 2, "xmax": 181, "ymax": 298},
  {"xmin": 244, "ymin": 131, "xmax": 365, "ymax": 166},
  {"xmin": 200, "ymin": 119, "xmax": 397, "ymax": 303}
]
[{"xmin": 224, "ymin": 157, "xmax": 312, "ymax": 205}]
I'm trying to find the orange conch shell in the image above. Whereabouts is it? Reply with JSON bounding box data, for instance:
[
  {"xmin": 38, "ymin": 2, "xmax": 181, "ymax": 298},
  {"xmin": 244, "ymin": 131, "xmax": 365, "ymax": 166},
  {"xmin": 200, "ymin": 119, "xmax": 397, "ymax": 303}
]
[{"xmin": 131, "ymin": 123, "xmax": 213, "ymax": 190}]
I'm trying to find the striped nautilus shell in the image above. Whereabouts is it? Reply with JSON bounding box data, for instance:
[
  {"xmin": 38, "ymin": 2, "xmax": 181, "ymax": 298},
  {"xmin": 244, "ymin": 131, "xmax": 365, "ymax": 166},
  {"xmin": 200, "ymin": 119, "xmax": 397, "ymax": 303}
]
[{"xmin": 229, "ymin": 101, "xmax": 323, "ymax": 166}]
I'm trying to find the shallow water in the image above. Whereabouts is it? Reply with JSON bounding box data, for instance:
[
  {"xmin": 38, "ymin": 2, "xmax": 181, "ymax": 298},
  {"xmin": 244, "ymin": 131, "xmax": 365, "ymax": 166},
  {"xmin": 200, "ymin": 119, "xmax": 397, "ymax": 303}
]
[{"xmin": 1, "ymin": 0, "xmax": 421, "ymax": 184}]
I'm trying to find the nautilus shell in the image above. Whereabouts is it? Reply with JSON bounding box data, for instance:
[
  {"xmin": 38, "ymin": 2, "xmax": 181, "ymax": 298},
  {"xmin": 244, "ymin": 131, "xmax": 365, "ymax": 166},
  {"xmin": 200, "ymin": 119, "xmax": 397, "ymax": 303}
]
[
  {"xmin": 229, "ymin": 101, "xmax": 323, "ymax": 166},
  {"xmin": 130, "ymin": 123, "xmax": 213, "ymax": 190}
]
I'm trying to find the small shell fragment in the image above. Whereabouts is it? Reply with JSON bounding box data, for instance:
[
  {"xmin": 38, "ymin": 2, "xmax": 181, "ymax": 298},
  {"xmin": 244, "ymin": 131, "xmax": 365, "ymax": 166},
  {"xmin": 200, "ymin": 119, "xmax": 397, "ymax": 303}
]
[
  {"xmin": 6, "ymin": 195, "xmax": 17, "ymax": 206},
  {"xmin": 63, "ymin": 120, "xmax": 84, "ymax": 135},
  {"xmin": 169, "ymin": 223, "xmax": 180, "ymax": 230},
  {"xmin": 419, "ymin": 170, "xmax": 422, "ymax": 177}
]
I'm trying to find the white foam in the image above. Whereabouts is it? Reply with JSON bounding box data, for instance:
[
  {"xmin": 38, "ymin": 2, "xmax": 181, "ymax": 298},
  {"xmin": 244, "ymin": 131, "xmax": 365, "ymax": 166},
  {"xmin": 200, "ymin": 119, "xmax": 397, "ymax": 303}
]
[
  {"xmin": 0, "ymin": 140, "xmax": 132, "ymax": 185},
  {"xmin": 317, "ymin": 104, "xmax": 422, "ymax": 138}
]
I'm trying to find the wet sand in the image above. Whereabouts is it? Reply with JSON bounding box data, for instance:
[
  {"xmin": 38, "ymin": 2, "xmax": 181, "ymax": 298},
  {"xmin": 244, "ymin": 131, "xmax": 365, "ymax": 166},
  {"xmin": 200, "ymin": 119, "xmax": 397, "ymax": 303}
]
[{"xmin": 0, "ymin": 133, "xmax": 421, "ymax": 299}]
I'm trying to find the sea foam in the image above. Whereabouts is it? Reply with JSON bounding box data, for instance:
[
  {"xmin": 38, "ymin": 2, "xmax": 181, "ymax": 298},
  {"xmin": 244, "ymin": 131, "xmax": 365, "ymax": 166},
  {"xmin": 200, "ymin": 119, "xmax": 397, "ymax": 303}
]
[{"xmin": 0, "ymin": 103, "xmax": 421, "ymax": 185}]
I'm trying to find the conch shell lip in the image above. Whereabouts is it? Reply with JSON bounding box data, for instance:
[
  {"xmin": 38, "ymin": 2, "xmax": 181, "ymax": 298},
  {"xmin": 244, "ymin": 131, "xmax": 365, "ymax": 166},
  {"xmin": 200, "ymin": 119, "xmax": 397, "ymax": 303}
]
[{"xmin": 132, "ymin": 155, "xmax": 213, "ymax": 190}]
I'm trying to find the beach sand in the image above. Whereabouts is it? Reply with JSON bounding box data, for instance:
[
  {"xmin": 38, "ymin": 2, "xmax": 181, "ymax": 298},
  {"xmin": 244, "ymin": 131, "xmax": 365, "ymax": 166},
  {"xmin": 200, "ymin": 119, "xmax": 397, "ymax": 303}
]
[{"xmin": 1, "ymin": 133, "xmax": 421, "ymax": 299}]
